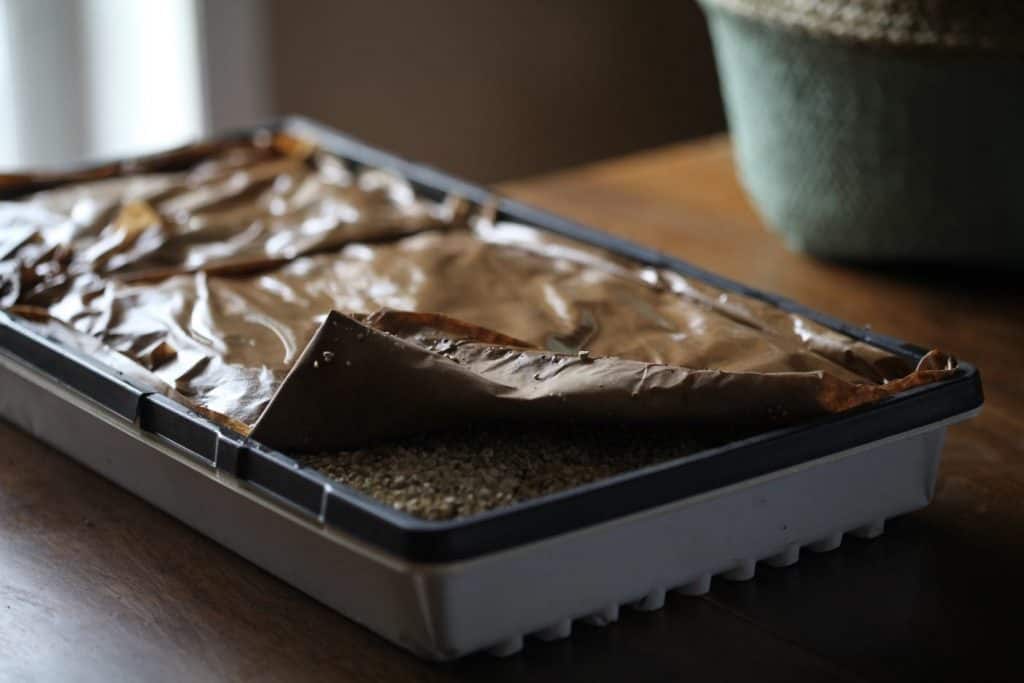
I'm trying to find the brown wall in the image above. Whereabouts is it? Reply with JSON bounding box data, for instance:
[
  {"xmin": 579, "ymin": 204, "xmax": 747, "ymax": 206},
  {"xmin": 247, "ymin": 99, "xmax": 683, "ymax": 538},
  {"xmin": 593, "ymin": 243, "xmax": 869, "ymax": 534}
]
[{"xmin": 269, "ymin": 0, "xmax": 723, "ymax": 182}]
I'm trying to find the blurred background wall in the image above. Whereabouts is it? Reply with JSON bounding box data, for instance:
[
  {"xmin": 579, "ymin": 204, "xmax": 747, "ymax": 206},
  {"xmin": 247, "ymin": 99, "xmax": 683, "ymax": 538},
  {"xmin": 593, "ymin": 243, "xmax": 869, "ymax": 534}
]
[{"xmin": 0, "ymin": 0, "xmax": 724, "ymax": 182}]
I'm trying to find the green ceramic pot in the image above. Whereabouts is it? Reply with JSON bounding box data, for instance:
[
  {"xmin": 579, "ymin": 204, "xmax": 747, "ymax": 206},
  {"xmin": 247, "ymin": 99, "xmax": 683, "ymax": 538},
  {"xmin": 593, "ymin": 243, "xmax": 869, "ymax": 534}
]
[{"xmin": 700, "ymin": 1, "xmax": 1024, "ymax": 265}]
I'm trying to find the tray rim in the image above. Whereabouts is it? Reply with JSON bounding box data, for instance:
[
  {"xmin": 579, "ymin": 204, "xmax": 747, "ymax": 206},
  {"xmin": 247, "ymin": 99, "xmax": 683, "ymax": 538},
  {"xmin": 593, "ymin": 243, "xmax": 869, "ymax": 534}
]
[{"xmin": 0, "ymin": 116, "xmax": 985, "ymax": 562}]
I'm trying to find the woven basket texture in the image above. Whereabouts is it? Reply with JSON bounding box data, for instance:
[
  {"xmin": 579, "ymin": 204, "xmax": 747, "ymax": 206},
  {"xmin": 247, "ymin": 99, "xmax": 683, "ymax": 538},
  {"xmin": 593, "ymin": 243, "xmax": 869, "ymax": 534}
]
[{"xmin": 702, "ymin": 0, "xmax": 1024, "ymax": 54}]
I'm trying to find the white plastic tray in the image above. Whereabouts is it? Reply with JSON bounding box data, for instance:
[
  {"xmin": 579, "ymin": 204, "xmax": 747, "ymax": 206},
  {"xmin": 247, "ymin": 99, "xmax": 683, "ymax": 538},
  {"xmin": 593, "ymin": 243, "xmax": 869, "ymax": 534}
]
[{"xmin": 0, "ymin": 118, "xmax": 984, "ymax": 660}]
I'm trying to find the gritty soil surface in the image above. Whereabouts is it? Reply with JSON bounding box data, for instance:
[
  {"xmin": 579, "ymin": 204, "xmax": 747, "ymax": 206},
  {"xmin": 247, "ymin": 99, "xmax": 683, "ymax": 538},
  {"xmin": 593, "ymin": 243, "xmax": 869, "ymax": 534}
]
[{"xmin": 298, "ymin": 424, "xmax": 725, "ymax": 520}]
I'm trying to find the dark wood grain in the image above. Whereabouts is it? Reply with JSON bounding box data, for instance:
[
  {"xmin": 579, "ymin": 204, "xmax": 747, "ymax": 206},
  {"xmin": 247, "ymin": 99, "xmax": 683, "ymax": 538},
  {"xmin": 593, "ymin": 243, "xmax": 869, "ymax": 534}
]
[{"xmin": 3, "ymin": 136, "xmax": 1021, "ymax": 681}]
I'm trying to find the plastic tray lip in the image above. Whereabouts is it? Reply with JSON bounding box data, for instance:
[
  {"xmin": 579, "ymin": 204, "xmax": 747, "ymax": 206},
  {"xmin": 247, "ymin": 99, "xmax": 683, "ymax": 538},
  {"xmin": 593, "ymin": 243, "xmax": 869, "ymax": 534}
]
[
  {"xmin": 0, "ymin": 116, "xmax": 985, "ymax": 562},
  {"xmin": 0, "ymin": 311, "xmax": 149, "ymax": 420}
]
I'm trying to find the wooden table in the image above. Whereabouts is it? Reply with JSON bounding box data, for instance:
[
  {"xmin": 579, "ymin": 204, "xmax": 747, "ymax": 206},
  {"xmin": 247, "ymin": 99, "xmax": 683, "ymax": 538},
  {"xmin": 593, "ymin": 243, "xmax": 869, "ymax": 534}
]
[{"xmin": 2, "ymin": 136, "xmax": 1021, "ymax": 682}]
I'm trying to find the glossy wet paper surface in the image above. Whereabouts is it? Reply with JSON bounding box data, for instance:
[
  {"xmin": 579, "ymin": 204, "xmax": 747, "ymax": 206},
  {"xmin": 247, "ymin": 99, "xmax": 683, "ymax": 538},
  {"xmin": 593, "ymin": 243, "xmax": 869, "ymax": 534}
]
[{"xmin": 0, "ymin": 136, "xmax": 952, "ymax": 445}]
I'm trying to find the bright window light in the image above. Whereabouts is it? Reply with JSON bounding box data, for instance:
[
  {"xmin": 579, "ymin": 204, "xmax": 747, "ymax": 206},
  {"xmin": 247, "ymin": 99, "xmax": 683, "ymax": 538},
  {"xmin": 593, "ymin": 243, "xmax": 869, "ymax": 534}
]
[{"xmin": 80, "ymin": 0, "xmax": 206, "ymax": 160}]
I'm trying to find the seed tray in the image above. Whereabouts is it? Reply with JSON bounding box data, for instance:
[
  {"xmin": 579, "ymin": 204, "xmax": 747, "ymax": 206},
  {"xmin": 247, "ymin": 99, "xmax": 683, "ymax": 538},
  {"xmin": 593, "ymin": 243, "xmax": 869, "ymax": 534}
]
[{"xmin": 0, "ymin": 117, "xmax": 983, "ymax": 660}]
